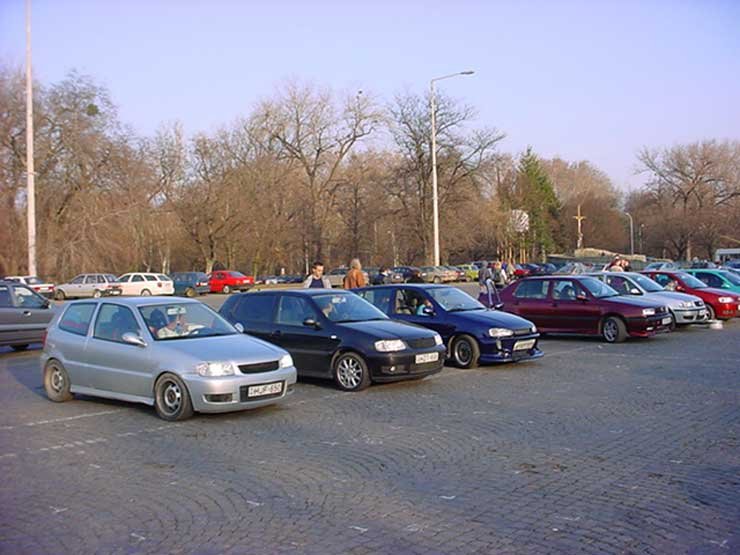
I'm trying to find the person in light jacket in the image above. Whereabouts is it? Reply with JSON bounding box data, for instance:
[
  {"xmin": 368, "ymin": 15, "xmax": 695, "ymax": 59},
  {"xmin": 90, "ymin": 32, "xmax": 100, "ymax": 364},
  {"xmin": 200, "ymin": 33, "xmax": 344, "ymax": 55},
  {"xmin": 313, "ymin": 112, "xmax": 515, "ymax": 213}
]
[{"xmin": 303, "ymin": 261, "xmax": 332, "ymax": 288}]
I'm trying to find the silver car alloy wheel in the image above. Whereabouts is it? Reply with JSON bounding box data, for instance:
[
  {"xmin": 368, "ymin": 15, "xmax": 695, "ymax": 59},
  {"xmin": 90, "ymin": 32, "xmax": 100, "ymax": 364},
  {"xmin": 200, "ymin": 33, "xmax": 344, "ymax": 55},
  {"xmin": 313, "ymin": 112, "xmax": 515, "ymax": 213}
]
[
  {"xmin": 160, "ymin": 380, "xmax": 182, "ymax": 415},
  {"xmin": 50, "ymin": 366, "xmax": 65, "ymax": 393},
  {"xmin": 337, "ymin": 356, "xmax": 362, "ymax": 389},
  {"xmin": 603, "ymin": 320, "xmax": 618, "ymax": 342}
]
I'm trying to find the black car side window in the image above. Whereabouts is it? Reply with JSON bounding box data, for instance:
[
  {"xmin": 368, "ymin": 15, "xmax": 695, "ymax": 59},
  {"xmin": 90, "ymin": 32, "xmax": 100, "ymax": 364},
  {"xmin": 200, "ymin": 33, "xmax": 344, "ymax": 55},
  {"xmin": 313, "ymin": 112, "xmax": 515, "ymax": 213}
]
[
  {"xmin": 276, "ymin": 296, "xmax": 318, "ymax": 326},
  {"xmin": 236, "ymin": 294, "xmax": 276, "ymax": 323}
]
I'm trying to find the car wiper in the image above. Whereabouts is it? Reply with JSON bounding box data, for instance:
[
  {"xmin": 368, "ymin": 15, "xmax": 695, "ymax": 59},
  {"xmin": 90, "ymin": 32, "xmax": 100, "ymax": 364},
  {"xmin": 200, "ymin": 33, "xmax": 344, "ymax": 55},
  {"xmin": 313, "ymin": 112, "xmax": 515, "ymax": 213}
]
[{"xmin": 448, "ymin": 307, "xmax": 484, "ymax": 312}]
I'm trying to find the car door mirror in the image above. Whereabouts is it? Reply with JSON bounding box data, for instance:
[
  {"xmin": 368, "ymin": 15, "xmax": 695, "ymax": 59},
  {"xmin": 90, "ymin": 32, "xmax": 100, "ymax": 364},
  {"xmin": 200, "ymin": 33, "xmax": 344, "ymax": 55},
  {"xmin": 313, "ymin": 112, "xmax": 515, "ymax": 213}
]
[
  {"xmin": 303, "ymin": 318, "xmax": 320, "ymax": 329},
  {"xmin": 630, "ymin": 288, "xmax": 641, "ymax": 295},
  {"xmin": 234, "ymin": 322, "xmax": 245, "ymax": 333},
  {"xmin": 121, "ymin": 332, "xmax": 147, "ymax": 348}
]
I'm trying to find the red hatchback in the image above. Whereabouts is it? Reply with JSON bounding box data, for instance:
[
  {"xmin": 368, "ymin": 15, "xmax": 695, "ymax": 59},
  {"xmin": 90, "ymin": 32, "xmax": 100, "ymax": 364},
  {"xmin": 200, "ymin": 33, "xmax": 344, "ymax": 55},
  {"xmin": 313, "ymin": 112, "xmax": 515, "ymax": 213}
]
[
  {"xmin": 499, "ymin": 275, "xmax": 672, "ymax": 343},
  {"xmin": 642, "ymin": 270, "xmax": 740, "ymax": 321},
  {"xmin": 208, "ymin": 270, "xmax": 254, "ymax": 294}
]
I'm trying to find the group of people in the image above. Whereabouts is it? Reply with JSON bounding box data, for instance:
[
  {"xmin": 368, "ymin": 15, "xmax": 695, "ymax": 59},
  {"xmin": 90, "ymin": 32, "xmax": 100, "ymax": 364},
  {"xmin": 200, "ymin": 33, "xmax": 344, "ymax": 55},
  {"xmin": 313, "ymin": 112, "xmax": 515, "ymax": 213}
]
[
  {"xmin": 301, "ymin": 259, "xmax": 427, "ymax": 289},
  {"xmin": 607, "ymin": 257, "xmax": 633, "ymax": 272},
  {"xmin": 477, "ymin": 260, "xmax": 509, "ymax": 308}
]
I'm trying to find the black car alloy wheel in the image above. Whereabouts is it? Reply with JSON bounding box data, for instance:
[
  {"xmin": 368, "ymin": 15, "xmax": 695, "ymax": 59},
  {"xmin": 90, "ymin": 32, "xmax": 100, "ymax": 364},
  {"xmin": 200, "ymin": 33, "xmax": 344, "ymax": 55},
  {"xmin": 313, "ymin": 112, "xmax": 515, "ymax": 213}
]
[{"xmin": 333, "ymin": 352, "xmax": 371, "ymax": 392}]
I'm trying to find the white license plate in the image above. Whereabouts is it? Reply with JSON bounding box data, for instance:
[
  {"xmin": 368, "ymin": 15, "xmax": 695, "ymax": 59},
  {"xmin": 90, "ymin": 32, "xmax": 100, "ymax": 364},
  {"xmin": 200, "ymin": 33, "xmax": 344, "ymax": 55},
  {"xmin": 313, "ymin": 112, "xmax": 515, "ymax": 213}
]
[
  {"xmin": 415, "ymin": 352, "xmax": 439, "ymax": 364},
  {"xmin": 514, "ymin": 339, "xmax": 536, "ymax": 351},
  {"xmin": 661, "ymin": 317, "xmax": 672, "ymax": 325},
  {"xmin": 247, "ymin": 382, "xmax": 283, "ymax": 398}
]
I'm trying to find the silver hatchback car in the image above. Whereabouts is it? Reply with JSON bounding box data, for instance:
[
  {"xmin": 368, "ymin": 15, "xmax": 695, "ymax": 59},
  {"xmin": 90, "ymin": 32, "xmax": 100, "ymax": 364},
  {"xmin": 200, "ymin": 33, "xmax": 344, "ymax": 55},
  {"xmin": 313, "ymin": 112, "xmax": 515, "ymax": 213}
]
[{"xmin": 41, "ymin": 297, "xmax": 297, "ymax": 420}]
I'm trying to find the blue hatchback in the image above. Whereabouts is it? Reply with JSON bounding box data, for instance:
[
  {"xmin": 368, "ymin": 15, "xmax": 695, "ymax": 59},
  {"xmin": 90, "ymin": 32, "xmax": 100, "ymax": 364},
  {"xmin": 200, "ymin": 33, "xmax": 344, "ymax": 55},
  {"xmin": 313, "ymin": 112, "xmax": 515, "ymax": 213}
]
[{"xmin": 356, "ymin": 284, "xmax": 543, "ymax": 368}]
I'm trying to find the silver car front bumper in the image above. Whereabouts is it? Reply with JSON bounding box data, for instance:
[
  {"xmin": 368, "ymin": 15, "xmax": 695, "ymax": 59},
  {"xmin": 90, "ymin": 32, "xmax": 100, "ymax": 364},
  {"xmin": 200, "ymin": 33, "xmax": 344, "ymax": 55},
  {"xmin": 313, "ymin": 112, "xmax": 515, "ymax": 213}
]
[
  {"xmin": 184, "ymin": 366, "xmax": 297, "ymax": 413},
  {"xmin": 672, "ymin": 307, "xmax": 708, "ymax": 324}
]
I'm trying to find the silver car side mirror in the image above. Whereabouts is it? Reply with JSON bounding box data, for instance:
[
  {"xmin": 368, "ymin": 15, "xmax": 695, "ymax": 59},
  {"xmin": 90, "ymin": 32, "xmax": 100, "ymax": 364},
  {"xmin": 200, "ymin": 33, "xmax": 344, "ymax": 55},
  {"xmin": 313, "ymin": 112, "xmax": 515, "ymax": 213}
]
[
  {"xmin": 234, "ymin": 322, "xmax": 245, "ymax": 333},
  {"xmin": 121, "ymin": 332, "xmax": 147, "ymax": 348}
]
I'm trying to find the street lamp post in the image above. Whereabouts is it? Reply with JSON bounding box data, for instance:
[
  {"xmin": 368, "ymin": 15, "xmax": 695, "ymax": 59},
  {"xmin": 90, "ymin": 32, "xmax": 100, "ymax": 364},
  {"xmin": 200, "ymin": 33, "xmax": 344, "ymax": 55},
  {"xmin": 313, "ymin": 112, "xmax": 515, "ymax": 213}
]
[
  {"xmin": 625, "ymin": 212, "xmax": 634, "ymax": 255},
  {"xmin": 26, "ymin": 0, "xmax": 37, "ymax": 275},
  {"xmin": 430, "ymin": 70, "xmax": 474, "ymax": 266}
]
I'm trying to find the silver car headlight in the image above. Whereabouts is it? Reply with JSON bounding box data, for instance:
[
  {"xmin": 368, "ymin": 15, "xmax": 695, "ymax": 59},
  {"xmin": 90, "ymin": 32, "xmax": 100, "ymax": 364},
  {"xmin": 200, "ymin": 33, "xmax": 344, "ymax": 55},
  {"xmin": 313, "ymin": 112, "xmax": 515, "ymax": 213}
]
[
  {"xmin": 642, "ymin": 308, "xmax": 655, "ymax": 316},
  {"xmin": 279, "ymin": 354, "xmax": 293, "ymax": 368},
  {"xmin": 433, "ymin": 333, "xmax": 443, "ymax": 346},
  {"xmin": 488, "ymin": 328, "xmax": 514, "ymax": 338},
  {"xmin": 375, "ymin": 339, "xmax": 407, "ymax": 352},
  {"xmin": 680, "ymin": 301, "xmax": 693, "ymax": 308},
  {"xmin": 196, "ymin": 361, "xmax": 236, "ymax": 377},
  {"xmin": 718, "ymin": 297, "xmax": 734, "ymax": 303}
]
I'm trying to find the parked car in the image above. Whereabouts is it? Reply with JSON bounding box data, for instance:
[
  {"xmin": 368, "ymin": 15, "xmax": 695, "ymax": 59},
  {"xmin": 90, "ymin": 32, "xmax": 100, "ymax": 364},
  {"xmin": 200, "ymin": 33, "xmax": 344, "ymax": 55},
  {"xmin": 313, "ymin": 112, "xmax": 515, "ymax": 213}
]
[
  {"xmin": 457, "ymin": 264, "xmax": 480, "ymax": 282},
  {"xmin": 170, "ymin": 272, "xmax": 210, "ymax": 297},
  {"xmin": 644, "ymin": 261, "xmax": 680, "ymax": 271},
  {"xmin": 587, "ymin": 272, "xmax": 708, "ymax": 326},
  {"xmin": 219, "ymin": 289, "xmax": 445, "ymax": 391},
  {"xmin": 0, "ymin": 280, "xmax": 57, "ymax": 351},
  {"xmin": 682, "ymin": 269, "xmax": 740, "ymax": 294},
  {"xmin": 499, "ymin": 276, "xmax": 672, "ymax": 343},
  {"xmin": 444, "ymin": 266, "xmax": 467, "ymax": 282},
  {"xmin": 553, "ymin": 262, "xmax": 594, "ymax": 275},
  {"xmin": 3, "ymin": 275, "xmax": 55, "ymax": 298},
  {"xmin": 419, "ymin": 266, "xmax": 454, "ymax": 284},
  {"xmin": 54, "ymin": 273, "xmax": 122, "ymax": 300},
  {"xmin": 392, "ymin": 266, "xmax": 427, "ymax": 283},
  {"xmin": 41, "ymin": 297, "xmax": 297, "ymax": 420},
  {"xmin": 356, "ymin": 284, "xmax": 542, "ymax": 368},
  {"xmin": 208, "ymin": 270, "xmax": 254, "ymax": 294},
  {"xmin": 642, "ymin": 270, "xmax": 740, "ymax": 321},
  {"xmin": 687, "ymin": 261, "xmax": 718, "ymax": 269},
  {"xmin": 117, "ymin": 273, "xmax": 174, "ymax": 296}
]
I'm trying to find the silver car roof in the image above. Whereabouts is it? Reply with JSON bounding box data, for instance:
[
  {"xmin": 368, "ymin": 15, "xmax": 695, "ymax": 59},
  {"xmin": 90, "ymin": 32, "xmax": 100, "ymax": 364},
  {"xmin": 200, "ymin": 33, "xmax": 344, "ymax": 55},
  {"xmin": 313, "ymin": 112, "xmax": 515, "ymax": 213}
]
[{"xmin": 65, "ymin": 296, "xmax": 200, "ymax": 308}]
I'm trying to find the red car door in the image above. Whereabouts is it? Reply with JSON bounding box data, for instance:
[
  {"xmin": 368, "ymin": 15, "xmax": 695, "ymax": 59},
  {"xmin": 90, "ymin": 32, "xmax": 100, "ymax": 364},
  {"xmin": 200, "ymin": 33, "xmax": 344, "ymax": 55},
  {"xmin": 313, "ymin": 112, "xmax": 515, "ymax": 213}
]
[
  {"xmin": 548, "ymin": 279, "xmax": 601, "ymax": 334},
  {"xmin": 210, "ymin": 272, "xmax": 224, "ymax": 293},
  {"xmin": 507, "ymin": 279, "xmax": 552, "ymax": 330}
]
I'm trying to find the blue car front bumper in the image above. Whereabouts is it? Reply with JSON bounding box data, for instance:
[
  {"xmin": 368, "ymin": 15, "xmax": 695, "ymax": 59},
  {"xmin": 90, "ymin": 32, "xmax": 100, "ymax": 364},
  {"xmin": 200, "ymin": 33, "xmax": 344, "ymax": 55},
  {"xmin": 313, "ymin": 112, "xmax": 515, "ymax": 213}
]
[{"xmin": 478, "ymin": 333, "xmax": 544, "ymax": 363}]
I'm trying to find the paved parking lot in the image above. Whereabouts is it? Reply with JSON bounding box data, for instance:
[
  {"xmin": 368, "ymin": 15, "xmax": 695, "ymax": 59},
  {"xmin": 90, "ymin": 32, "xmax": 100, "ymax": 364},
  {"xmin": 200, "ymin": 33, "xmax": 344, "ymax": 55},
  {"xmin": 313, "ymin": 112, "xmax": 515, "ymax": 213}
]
[{"xmin": 0, "ymin": 295, "xmax": 738, "ymax": 554}]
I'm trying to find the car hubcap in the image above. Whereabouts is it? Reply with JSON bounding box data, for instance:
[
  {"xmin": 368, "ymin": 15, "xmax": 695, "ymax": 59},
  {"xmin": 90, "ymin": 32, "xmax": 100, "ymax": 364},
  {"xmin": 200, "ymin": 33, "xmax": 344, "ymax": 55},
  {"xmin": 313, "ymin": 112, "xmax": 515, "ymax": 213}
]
[
  {"xmin": 604, "ymin": 321, "xmax": 617, "ymax": 341},
  {"xmin": 93, "ymin": 291, "xmax": 101, "ymax": 298},
  {"xmin": 50, "ymin": 367, "xmax": 64, "ymax": 392},
  {"xmin": 142, "ymin": 290, "xmax": 150, "ymax": 296},
  {"xmin": 337, "ymin": 357, "xmax": 362, "ymax": 389},
  {"xmin": 161, "ymin": 381, "xmax": 182, "ymax": 414},
  {"xmin": 455, "ymin": 341, "xmax": 471, "ymax": 364}
]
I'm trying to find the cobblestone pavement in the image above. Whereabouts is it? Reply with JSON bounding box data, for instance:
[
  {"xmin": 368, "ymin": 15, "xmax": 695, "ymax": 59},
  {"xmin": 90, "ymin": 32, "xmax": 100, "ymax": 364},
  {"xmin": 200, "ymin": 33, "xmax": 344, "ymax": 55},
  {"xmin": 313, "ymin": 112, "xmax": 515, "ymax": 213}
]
[{"xmin": 0, "ymin": 315, "xmax": 737, "ymax": 554}]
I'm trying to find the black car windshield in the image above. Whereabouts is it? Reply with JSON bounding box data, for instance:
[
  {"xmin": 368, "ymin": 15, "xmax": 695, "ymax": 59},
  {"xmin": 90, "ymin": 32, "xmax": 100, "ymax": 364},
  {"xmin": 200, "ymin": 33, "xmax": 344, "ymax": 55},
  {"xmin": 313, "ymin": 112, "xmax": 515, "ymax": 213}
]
[
  {"xmin": 580, "ymin": 277, "xmax": 619, "ymax": 298},
  {"xmin": 629, "ymin": 274, "xmax": 663, "ymax": 293},
  {"xmin": 676, "ymin": 273, "xmax": 707, "ymax": 289},
  {"xmin": 140, "ymin": 303, "xmax": 236, "ymax": 340},
  {"xmin": 313, "ymin": 293, "xmax": 388, "ymax": 323},
  {"xmin": 428, "ymin": 287, "xmax": 485, "ymax": 311}
]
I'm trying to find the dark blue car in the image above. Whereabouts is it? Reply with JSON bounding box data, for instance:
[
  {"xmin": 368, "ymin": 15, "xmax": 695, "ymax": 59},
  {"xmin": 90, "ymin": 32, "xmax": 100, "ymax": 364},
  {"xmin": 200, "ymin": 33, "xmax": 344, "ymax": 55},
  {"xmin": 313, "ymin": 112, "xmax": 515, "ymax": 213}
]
[
  {"xmin": 356, "ymin": 284, "xmax": 543, "ymax": 368},
  {"xmin": 170, "ymin": 272, "xmax": 210, "ymax": 297}
]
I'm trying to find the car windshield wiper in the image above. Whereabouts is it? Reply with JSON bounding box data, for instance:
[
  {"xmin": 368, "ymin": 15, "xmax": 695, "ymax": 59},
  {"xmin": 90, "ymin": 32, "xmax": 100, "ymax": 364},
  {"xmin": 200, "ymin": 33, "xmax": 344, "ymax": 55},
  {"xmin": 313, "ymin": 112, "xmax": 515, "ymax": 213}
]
[{"xmin": 448, "ymin": 307, "xmax": 484, "ymax": 312}]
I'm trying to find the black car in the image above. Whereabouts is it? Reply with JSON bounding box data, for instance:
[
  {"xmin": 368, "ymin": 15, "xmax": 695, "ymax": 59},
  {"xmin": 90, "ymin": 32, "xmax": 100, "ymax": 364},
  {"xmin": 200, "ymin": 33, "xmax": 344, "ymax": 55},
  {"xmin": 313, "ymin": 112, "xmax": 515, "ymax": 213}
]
[
  {"xmin": 356, "ymin": 284, "xmax": 542, "ymax": 368},
  {"xmin": 0, "ymin": 280, "xmax": 57, "ymax": 351},
  {"xmin": 219, "ymin": 289, "xmax": 445, "ymax": 391}
]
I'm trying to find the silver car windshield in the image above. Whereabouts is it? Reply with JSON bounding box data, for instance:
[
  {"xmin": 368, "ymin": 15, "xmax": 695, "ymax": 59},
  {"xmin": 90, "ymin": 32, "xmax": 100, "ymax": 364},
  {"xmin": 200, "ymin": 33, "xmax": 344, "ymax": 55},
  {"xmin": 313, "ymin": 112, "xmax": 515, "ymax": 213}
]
[
  {"xmin": 629, "ymin": 274, "xmax": 663, "ymax": 293},
  {"xmin": 139, "ymin": 303, "xmax": 236, "ymax": 341},
  {"xmin": 313, "ymin": 293, "xmax": 388, "ymax": 323},
  {"xmin": 429, "ymin": 287, "xmax": 484, "ymax": 312},
  {"xmin": 580, "ymin": 277, "xmax": 619, "ymax": 298}
]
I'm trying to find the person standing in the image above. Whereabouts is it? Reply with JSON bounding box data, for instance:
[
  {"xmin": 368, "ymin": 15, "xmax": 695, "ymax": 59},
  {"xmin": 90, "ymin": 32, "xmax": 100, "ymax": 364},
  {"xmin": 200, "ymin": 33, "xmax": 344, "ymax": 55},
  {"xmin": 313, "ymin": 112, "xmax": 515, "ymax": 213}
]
[
  {"xmin": 407, "ymin": 269, "xmax": 425, "ymax": 283},
  {"xmin": 303, "ymin": 261, "xmax": 332, "ymax": 288},
  {"xmin": 343, "ymin": 258, "xmax": 367, "ymax": 289},
  {"xmin": 492, "ymin": 261, "xmax": 508, "ymax": 288}
]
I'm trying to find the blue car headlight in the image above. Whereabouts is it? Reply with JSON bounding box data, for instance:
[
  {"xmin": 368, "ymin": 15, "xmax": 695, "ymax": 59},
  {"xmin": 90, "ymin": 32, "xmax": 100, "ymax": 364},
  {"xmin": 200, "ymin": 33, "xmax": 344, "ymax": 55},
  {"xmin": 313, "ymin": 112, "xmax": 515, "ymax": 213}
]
[{"xmin": 488, "ymin": 328, "xmax": 514, "ymax": 338}]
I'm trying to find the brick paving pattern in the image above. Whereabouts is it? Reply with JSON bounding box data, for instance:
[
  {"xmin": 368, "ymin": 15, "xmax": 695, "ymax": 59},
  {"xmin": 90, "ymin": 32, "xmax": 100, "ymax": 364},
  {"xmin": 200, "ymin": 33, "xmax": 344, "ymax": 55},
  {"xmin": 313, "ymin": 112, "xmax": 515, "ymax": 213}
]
[{"xmin": 0, "ymin": 320, "xmax": 738, "ymax": 554}]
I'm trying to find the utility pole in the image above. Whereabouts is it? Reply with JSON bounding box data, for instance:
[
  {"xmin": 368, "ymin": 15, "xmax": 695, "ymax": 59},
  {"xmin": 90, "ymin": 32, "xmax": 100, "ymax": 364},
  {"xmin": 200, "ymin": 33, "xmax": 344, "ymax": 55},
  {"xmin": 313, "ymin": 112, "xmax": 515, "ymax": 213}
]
[
  {"xmin": 625, "ymin": 212, "xmax": 634, "ymax": 255},
  {"xmin": 25, "ymin": 0, "xmax": 37, "ymax": 276},
  {"xmin": 573, "ymin": 203, "xmax": 586, "ymax": 250}
]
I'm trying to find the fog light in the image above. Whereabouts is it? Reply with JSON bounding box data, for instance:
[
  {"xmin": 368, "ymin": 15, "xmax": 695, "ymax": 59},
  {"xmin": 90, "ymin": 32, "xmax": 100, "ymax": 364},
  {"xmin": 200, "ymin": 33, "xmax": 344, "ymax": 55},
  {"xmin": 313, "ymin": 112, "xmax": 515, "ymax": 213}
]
[{"xmin": 205, "ymin": 393, "xmax": 233, "ymax": 403}]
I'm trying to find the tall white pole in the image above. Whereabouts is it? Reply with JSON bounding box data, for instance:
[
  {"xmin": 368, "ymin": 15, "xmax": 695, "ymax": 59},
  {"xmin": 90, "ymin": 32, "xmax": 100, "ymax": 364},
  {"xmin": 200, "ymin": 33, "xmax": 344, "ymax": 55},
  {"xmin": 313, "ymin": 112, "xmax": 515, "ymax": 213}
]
[
  {"xmin": 430, "ymin": 80, "xmax": 440, "ymax": 266},
  {"xmin": 25, "ymin": 0, "xmax": 37, "ymax": 276}
]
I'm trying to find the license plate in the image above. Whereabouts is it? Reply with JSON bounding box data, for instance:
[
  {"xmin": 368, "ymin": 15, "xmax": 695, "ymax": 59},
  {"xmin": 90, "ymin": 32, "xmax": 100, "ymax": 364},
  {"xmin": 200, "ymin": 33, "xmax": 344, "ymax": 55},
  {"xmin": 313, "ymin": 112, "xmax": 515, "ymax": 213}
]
[
  {"xmin": 661, "ymin": 317, "xmax": 672, "ymax": 325},
  {"xmin": 514, "ymin": 339, "xmax": 536, "ymax": 351},
  {"xmin": 247, "ymin": 382, "xmax": 283, "ymax": 398},
  {"xmin": 415, "ymin": 352, "xmax": 439, "ymax": 364}
]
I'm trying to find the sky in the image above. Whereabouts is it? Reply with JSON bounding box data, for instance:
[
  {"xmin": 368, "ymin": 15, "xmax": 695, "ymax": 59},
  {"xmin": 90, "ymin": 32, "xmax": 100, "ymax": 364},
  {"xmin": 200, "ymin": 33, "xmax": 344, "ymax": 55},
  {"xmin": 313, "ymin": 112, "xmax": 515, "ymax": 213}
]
[{"xmin": 1, "ymin": 0, "xmax": 739, "ymax": 191}]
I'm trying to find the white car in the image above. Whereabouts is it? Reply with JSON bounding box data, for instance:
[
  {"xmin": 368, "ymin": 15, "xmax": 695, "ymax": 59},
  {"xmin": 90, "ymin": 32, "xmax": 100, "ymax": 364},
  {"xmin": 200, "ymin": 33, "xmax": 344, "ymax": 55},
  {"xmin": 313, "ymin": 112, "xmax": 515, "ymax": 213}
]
[
  {"xmin": 4, "ymin": 275, "xmax": 55, "ymax": 297},
  {"xmin": 117, "ymin": 273, "xmax": 174, "ymax": 296}
]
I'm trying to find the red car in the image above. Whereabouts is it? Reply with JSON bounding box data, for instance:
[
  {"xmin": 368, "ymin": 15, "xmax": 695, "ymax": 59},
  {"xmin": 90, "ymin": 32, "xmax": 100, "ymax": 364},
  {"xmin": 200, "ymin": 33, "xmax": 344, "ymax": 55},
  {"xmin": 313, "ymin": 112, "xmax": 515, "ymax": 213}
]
[
  {"xmin": 208, "ymin": 270, "xmax": 254, "ymax": 294},
  {"xmin": 642, "ymin": 270, "xmax": 740, "ymax": 321},
  {"xmin": 499, "ymin": 275, "xmax": 672, "ymax": 343}
]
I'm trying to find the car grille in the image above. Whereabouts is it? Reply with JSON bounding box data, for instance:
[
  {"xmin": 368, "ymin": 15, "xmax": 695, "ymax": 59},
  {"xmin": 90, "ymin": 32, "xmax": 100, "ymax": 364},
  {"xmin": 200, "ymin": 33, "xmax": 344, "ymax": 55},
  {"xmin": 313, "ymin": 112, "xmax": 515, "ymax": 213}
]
[
  {"xmin": 513, "ymin": 328, "xmax": 533, "ymax": 336},
  {"xmin": 238, "ymin": 361, "xmax": 279, "ymax": 374},
  {"xmin": 407, "ymin": 337, "xmax": 436, "ymax": 349}
]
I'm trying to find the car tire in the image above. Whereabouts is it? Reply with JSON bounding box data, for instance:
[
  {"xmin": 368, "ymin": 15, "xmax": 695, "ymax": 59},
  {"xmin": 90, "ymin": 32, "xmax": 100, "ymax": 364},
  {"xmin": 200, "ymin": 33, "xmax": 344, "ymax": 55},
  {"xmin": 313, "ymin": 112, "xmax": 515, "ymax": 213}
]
[
  {"xmin": 451, "ymin": 334, "xmax": 480, "ymax": 369},
  {"xmin": 54, "ymin": 289, "xmax": 66, "ymax": 301},
  {"xmin": 333, "ymin": 352, "xmax": 371, "ymax": 392},
  {"xmin": 706, "ymin": 305, "xmax": 716, "ymax": 321},
  {"xmin": 44, "ymin": 360, "xmax": 73, "ymax": 402},
  {"xmin": 222, "ymin": 285, "xmax": 231, "ymax": 295},
  {"xmin": 141, "ymin": 289, "xmax": 151, "ymax": 296},
  {"xmin": 602, "ymin": 316, "xmax": 627, "ymax": 343},
  {"xmin": 667, "ymin": 312, "xmax": 677, "ymax": 331},
  {"xmin": 185, "ymin": 287, "xmax": 196, "ymax": 298},
  {"xmin": 154, "ymin": 373, "xmax": 194, "ymax": 421},
  {"xmin": 433, "ymin": 276, "xmax": 442, "ymax": 284},
  {"xmin": 11, "ymin": 344, "xmax": 29, "ymax": 352},
  {"xmin": 93, "ymin": 289, "xmax": 102, "ymax": 298}
]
